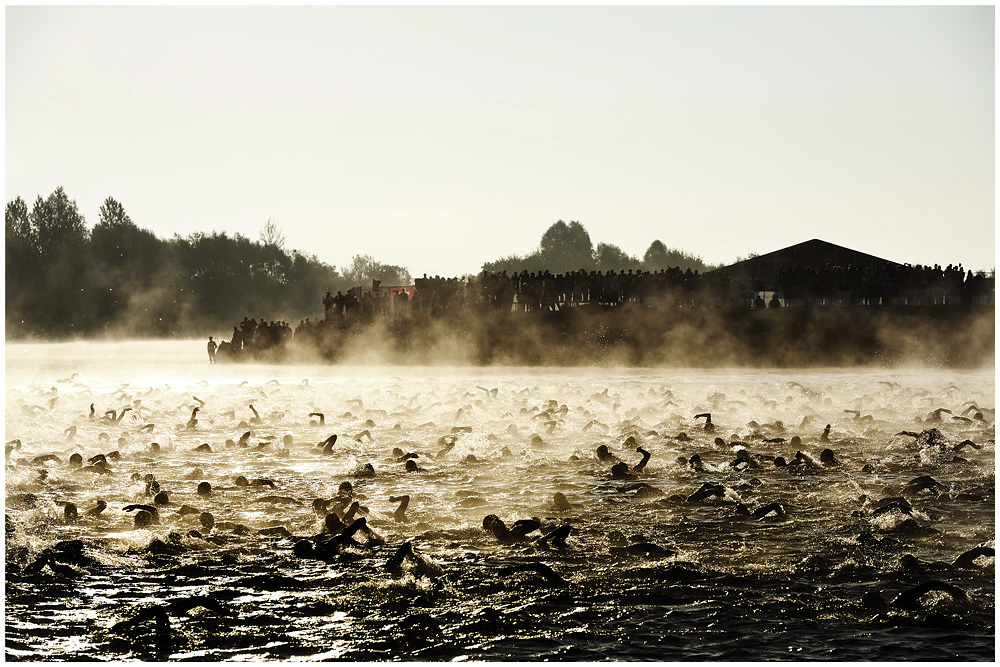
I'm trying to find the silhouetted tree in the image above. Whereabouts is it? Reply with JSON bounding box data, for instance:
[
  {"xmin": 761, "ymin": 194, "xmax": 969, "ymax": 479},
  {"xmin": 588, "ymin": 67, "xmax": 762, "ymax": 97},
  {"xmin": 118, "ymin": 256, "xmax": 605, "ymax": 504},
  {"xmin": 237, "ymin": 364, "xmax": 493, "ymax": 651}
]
[
  {"xmin": 6, "ymin": 196, "xmax": 37, "ymax": 334},
  {"xmin": 539, "ymin": 220, "xmax": 594, "ymax": 272},
  {"xmin": 20, "ymin": 188, "xmax": 92, "ymax": 334},
  {"xmin": 642, "ymin": 239, "xmax": 707, "ymax": 273},
  {"xmin": 594, "ymin": 242, "xmax": 638, "ymax": 271},
  {"xmin": 342, "ymin": 254, "xmax": 411, "ymax": 287},
  {"xmin": 259, "ymin": 217, "xmax": 286, "ymax": 251}
]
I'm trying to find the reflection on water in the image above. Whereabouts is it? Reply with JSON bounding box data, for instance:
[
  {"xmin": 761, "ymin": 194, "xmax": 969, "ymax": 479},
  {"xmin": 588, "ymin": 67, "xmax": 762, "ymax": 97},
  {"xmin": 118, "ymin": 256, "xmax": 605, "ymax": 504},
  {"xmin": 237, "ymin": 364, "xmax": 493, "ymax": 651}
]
[{"xmin": 4, "ymin": 342, "xmax": 995, "ymax": 661}]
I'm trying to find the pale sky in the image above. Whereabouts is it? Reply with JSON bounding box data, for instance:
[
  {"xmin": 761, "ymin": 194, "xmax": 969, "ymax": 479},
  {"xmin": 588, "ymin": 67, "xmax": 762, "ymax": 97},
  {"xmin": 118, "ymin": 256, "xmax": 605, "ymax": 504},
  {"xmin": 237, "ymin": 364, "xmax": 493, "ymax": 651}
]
[{"xmin": 5, "ymin": 5, "xmax": 995, "ymax": 277}]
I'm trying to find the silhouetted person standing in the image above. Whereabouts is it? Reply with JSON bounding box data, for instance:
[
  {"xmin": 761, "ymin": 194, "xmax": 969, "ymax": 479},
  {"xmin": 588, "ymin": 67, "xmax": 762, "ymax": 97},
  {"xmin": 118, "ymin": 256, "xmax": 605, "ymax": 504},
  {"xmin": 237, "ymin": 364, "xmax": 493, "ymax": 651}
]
[
  {"xmin": 207, "ymin": 337, "xmax": 217, "ymax": 364},
  {"xmin": 323, "ymin": 291, "xmax": 335, "ymax": 322}
]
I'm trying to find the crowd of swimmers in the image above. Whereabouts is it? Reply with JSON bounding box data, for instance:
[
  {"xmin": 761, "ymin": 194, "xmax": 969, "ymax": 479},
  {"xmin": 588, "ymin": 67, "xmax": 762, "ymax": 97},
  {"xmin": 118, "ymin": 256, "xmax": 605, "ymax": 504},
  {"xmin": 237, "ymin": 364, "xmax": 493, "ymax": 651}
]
[{"xmin": 6, "ymin": 390, "xmax": 993, "ymax": 640}]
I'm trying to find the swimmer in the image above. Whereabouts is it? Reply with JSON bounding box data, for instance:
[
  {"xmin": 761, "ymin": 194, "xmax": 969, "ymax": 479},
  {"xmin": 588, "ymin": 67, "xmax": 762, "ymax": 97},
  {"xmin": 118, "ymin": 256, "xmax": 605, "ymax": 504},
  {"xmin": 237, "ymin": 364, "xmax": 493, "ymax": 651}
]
[
  {"xmin": 953, "ymin": 440, "xmax": 982, "ymax": 452},
  {"xmin": 186, "ymin": 407, "xmax": 199, "ymax": 430},
  {"xmin": 255, "ymin": 495, "xmax": 301, "ymax": 506},
  {"xmin": 904, "ymin": 475, "xmax": 942, "ymax": 495},
  {"xmin": 63, "ymin": 502, "xmax": 79, "ymax": 523},
  {"xmin": 384, "ymin": 541, "xmax": 443, "ymax": 579},
  {"xmin": 820, "ymin": 424, "xmax": 831, "ymax": 443},
  {"xmin": 197, "ymin": 481, "xmax": 212, "ymax": 496},
  {"xmin": 248, "ymin": 404, "xmax": 262, "ymax": 425},
  {"xmin": 534, "ymin": 523, "xmax": 571, "ymax": 548},
  {"xmin": 354, "ymin": 463, "xmax": 376, "ymax": 478},
  {"xmin": 596, "ymin": 444, "xmax": 619, "ymax": 463},
  {"xmin": 436, "ymin": 436, "xmax": 457, "ymax": 458},
  {"xmin": 64, "ymin": 425, "xmax": 77, "ymax": 441},
  {"xmin": 633, "ymin": 447, "xmax": 651, "ymax": 473},
  {"xmin": 552, "ymin": 492, "xmax": 572, "ymax": 512},
  {"xmin": 85, "ymin": 500, "xmax": 107, "ymax": 516},
  {"xmin": 694, "ymin": 413, "xmax": 714, "ymax": 433},
  {"xmin": 499, "ymin": 562, "xmax": 568, "ymax": 587},
  {"xmin": 953, "ymin": 545, "xmax": 995, "ymax": 568},
  {"xmin": 309, "ymin": 412, "xmax": 325, "ymax": 426},
  {"xmin": 123, "ymin": 504, "xmax": 159, "ymax": 528},
  {"xmin": 619, "ymin": 482, "xmax": 664, "ymax": 498},
  {"xmin": 608, "ymin": 532, "xmax": 677, "ymax": 559},
  {"xmin": 734, "ymin": 502, "xmax": 785, "ymax": 519},
  {"xmin": 610, "ymin": 462, "xmax": 635, "ymax": 479},
  {"xmin": 389, "ymin": 495, "xmax": 409, "ymax": 522},
  {"xmin": 819, "ymin": 448, "xmax": 839, "ymax": 466},
  {"xmin": 323, "ymin": 511, "xmax": 345, "ymax": 534},
  {"xmin": 330, "ymin": 517, "xmax": 383, "ymax": 548},
  {"xmin": 405, "ymin": 459, "xmax": 419, "ymax": 472},
  {"xmin": 869, "ymin": 497, "xmax": 914, "ymax": 518},
  {"xmin": 687, "ymin": 454, "xmax": 706, "ymax": 471},
  {"xmin": 483, "ymin": 514, "xmax": 540, "ymax": 544},
  {"xmin": 788, "ymin": 450, "xmax": 819, "ymax": 468},
  {"xmin": 687, "ymin": 482, "xmax": 726, "ymax": 502},
  {"xmin": 319, "ymin": 434, "xmax": 338, "ymax": 455},
  {"xmin": 890, "ymin": 580, "xmax": 970, "ymax": 610}
]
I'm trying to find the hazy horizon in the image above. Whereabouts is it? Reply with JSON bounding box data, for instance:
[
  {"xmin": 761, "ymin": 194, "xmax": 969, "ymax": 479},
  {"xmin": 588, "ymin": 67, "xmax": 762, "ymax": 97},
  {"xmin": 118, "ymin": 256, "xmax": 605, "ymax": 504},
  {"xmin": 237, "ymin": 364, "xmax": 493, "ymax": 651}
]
[{"xmin": 6, "ymin": 5, "xmax": 995, "ymax": 276}]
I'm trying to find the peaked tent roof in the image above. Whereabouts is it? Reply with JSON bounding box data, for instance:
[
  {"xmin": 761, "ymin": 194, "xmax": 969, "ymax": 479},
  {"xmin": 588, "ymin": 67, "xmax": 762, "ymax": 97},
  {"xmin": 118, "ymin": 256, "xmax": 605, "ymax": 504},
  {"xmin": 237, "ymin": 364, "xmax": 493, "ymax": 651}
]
[{"xmin": 709, "ymin": 239, "xmax": 902, "ymax": 289}]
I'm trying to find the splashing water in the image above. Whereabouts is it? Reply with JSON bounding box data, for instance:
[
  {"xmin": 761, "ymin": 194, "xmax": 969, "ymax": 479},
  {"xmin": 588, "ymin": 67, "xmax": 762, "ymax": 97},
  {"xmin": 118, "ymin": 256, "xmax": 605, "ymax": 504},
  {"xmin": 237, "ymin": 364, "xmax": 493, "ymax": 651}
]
[{"xmin": 5, "ymin": 341, "xmax": 994, "ymax": 661}]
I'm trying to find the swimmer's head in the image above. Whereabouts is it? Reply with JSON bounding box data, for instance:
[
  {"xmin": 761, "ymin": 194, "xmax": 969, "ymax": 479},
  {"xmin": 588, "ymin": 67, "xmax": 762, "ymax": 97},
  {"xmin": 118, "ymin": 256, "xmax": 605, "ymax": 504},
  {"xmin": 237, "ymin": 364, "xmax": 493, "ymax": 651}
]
[
  {"xmin": 197, "ymin": 481, "xmax": 212, "ymax": 496},
  {"xmin": 153, "ymin": 492, "xmax": 169, "ymax": 506},
  {"xmin": 293, "ymin": 539, "xmax": 314, "ymax": 558},
  {"xmin": 199, "ymin": 512, "xmax": 215, "ymax": 530},
  {"xmin": 134, "ymin": 510, "xmax": 155, "ymax": 529},
  {"xmin": 610, "ymin": 462, "xmax": 631, "ymax": 478}
]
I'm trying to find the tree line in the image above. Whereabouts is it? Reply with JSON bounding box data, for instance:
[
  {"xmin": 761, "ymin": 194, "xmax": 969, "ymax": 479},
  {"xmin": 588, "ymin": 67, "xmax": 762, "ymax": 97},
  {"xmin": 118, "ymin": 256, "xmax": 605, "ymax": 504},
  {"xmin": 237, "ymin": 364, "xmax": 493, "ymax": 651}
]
[
  {"xmin": 5, "ymin": 188, "xmax": 410, "ymax": 339},
  {"xmin": 6, "ymin": 190, "xmax": 711, "ymax": 340},
  {"xmin": 481, "ymin": 219, "xmax": 708, "ymax": 275}
]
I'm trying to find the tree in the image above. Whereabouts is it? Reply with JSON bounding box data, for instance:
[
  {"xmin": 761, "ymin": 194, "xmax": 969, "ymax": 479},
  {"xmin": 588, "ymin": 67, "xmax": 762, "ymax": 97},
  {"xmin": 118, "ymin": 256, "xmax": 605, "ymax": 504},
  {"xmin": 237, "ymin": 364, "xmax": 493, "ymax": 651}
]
[
  {"xmin": 259, "ymin": 217, "xmax": 286, "ymax": 251},
  {"xmin": 642, "ymin": 239, "xmax": 708, "ymax": 273},
  {"xmin": 594, "ymin": 242, "xmax": 638, "ymax": 271},
  {"xmin": 342, "ymin": 254, "xmax": 412, "ymax": 287},
  {"xmin": 539, "ymin": 220, "xmax": 594, "ymax": 272},
  {"xmin": 30, "ymin": 187, "xmax": 88, "ymax": 269}
]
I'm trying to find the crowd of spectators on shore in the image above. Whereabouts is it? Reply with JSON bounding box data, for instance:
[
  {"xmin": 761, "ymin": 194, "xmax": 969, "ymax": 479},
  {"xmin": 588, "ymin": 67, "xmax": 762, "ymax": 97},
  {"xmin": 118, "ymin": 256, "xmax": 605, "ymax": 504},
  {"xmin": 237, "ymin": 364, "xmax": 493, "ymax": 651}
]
[{"xmin": 218, "ymin": 261, "xmax": 994, "ymax": 359}]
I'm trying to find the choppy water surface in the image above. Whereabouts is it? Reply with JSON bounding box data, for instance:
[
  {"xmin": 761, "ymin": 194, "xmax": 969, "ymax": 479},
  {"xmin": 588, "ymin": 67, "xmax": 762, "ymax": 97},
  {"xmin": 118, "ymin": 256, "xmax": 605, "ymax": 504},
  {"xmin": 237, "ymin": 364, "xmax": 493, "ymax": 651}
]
[{"xmin": 5, "ymin": 341, "xmax": 995, "ymax": 661}]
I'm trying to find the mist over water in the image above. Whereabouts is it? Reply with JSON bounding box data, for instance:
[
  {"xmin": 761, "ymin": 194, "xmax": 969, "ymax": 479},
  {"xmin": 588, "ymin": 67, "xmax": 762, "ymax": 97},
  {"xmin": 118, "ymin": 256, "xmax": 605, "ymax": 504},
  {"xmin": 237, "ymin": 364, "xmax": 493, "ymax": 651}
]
[{"xmin": 5, "ymin": 341, "xmax": 995, "ymax": 661}]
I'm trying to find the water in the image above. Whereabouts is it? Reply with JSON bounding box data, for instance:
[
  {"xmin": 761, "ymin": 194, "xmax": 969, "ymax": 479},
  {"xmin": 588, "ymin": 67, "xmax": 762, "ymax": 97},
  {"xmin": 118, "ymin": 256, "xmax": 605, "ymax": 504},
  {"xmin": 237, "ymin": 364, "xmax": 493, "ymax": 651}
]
[{"xmin": 5, "ymin": 341, "xmax": 995, "ymax": 661}]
